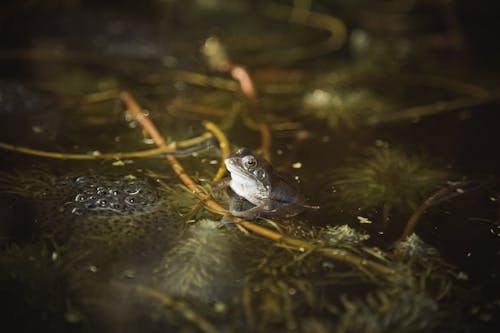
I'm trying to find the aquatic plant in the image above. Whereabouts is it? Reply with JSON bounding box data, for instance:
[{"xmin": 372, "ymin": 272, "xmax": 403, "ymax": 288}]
[
  {"xmin": 155, "ymin": 219, "xmax": 240, "ymax": 303},
  {"xmin": 331, "ymin": 146, "xmax": 448, "ymax": 222},
  {"xmin": 320, "ymin": 224, "xmax": 370, "ymax": 246},
  {"xmin": 335, "ymin": 290, "xmax": 440, "ymax": 333},
  {"xmin": 0, "ymin": 169, "xmax": 57, "ymax": 199},
  {"xmin": 243, "ymin": 247, "xmax": 318, "ymax": 331},
  {"xmin": 391, "ymin": 234, "xmax": 460, "ymax": 301},
  {"xmin": 302, "ymin": 87, "xmax": 390, "ymax": 128},
  {"xmin": 395, "ymin": 233, "xmax": 440, "ymax": 260},
  {"xmin": 241, "ymin": 241, "xmax": 388, "ymax": 332}
]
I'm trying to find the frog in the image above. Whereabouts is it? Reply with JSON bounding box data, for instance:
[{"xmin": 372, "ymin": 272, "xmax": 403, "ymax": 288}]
[{"xmin": 220, "ymin": 147, "xmax": 306, "ymax": 219}]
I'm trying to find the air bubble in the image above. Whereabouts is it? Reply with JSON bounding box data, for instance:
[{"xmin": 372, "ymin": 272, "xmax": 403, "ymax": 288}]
[
  {"xmin": 75, "ymin": 176, "xmax": 88, "ymax": 184},
  {"xmin": 75, "ymin": 194, "xmax": 88, "ymax": 202},
  {"xmin": 125, "ymin": 196, "xmax": 136, "ymax": 205},
  {"xmin": 109, "ymin": 189, "xmax": 120, "ymax": 196},
  {"xmin": 96, "ymin": 198, "xmax": 108, "ymax": 207},
  {"xmin": 96, "ymin": 187, "xmax": 107, "ymax": 196},
  {"xmin": 109, "ymin": 202, "xmax": 124, "ymax": 211},
  {"xmin": 71, "ymin": 207, "xmax": 84, "ymax": 215}
]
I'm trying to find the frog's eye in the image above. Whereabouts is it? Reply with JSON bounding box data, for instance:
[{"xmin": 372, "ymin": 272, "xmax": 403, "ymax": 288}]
[
  {"xmin": 243, "ymin": 156, "xmax": 257, "ymax": 169},
  {"xmin": 253, "ymin": 169, "xmax": 266, "ymax": 180}
]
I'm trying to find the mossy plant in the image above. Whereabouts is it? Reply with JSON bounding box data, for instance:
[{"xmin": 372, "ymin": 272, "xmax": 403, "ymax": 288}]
[
  {"xmin": 302, "ymin": 87, "xmax": 390, "ymax": 128},
  {"xmin": 155, "ymin": 219, "xmax": 240, "ymax": 303},
  {"xmin": 335, "ymin": 290, "xmax": 440, "ymax": 333},
  {"xmin": 331, "ymin": 146, "xmax": 448, "ymax": 223}
]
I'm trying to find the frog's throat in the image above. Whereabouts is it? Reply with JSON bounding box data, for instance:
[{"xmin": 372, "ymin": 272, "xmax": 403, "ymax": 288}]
[{"xmin": 228, "ymin": 173, "xmax": 269, "ymax": 205}]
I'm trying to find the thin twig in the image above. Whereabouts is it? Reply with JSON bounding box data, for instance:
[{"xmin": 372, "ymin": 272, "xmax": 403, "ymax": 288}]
[
  {"xmin": 120, "ymin": 91, "xmax": 394, "ymax": 275},
  {"xmin": 203, "ymin": 121, "xmax": 230, "ymax": 183},
  {"xmin": 257, "ymin": 122, "xmax": 272, "ymax": 161},
  {"xmin": 186, "ymin": 121, "xmax": 230, "ymax": 215},
  {"xmin": 0, "ymin": 133, "xmax": 213, "ymax": 160},
  {"xmin": 230, "ymin": 65, "xmax": 257, "ymax": 100},
  {"xmin": 397, "ymin": 181, "xmax": 479, "ymax": 242},
  {"xmin": 201, "ymin": 37, "xmax": 272, "ymax": 160},
  {"xmin": 367, "ymin": 97, "xmax": 493, "ymax": 125},
  {"xmin": 167, "ymin": 98, "xmax": 227, "ymax": 118},
  {"xmin": 120, "ymin": 91, "xmax": 167, "ymax": 146},
  {"xmin": 255, "ymin": 2, "xmax": 347, "ymax": 64}
]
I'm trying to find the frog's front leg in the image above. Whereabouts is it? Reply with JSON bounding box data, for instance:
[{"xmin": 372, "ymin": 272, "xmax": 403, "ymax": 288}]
[
  {"xmin": 214, "ymin": 177, "xmax": 231, "ymax": 190},
  {"xmin": 229, "ymin": 199, "xmax": 276, "ymax": 219}
]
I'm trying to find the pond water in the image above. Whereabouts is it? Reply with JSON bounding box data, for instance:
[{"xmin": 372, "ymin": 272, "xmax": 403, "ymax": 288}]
[{"xmin": 1, "ymin": 1, "xmax": 499, "ymax": 332}]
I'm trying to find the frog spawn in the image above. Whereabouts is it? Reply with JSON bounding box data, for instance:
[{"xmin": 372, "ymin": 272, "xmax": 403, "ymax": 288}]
[
  {"xmin": 37, "ymin": 175, "xmax": 170, "ymax": 250},
  {"xmin": 61, "ymin": 176, "xmax": 158, "ymax": 217}
]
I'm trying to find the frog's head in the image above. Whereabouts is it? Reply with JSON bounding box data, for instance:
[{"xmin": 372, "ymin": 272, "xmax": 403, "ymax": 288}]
[{"xmin": 224, "ymin": 147, "xmax": 271, "ymax": 203}]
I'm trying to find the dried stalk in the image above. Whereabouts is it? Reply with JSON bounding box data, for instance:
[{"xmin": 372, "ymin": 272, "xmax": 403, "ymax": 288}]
[
  {"xmin": 256, "ymin": 2, "xmax": 347, "ymax": 64},
  {"xmin": 397, "ymin": 182, "xmax": 478, "ymax": 243},
  {"xmin": 203, "ymin": 121, "xmax": 230, "ymax": 183},
  {"xmin": 201, "ymin": 37, "xmax": 272, "ymax": 159},
  {"xmin": 0, "ymin": 133, "xmax": 212, "ymax": 160}
]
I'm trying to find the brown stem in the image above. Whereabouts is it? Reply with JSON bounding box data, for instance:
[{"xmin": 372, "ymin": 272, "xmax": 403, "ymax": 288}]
[
  {"xmin": 0, "ymin": 133, "xmax": 212, "ymax": 160},
  {"xmin": 201, "ymin": 37, "xmax": 273, "ymax": 159},
  {"xmin": 255, "ymin": 2, "xmax": 347, "ymax": 64},
  {"xmin": 368, "ymin": 97, "xmax": 492, "ymax": 125},
  {"xmin": 203, "ymin": 121, "xmax": 230, "ymax": 183},
  {"xmin": 230, "ymin": 65, "xmax": 257, "ymax": 100},
  {"xmin": 120, "ymin": 91, "xmax": 167, "ymax": 146},
  {"xmin": 397, "ymin": 186, "xmax": 456, "ymax": 242},
  {"xmin": 257, "ymin": 122, "xmax": 272, "ymax": 162}
]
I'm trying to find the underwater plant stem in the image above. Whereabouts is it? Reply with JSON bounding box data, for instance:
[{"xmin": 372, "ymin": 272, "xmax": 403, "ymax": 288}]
[
  {"xmin": 186, "ymin": 121, "xmax": 230, "ymax": 215},
  {"xmin": 0, "ymin": 135, "xmax": 213, "ymax": 160},
  {"xmin": 257, "ymin": 122, "xmax": 272, "ymax": 162},
  {"xmin": 120, "ymin": 91, "xmax": 166, "ymax": 146},
  {"xmin": 230, "ymin": 65, "xmax": 257, "ymax": 100},
  {"xmin": 115, "ymin": 283, "xmax": 219, "ymax": 333},
  {"xmin": 256, "ymin": 2, "xmax": 347, "ymax": 64},
  {"xmin": 226, "ymin": 54, "xmax": 274, "ymax": 160},
  {"xmin": 121, "ymin": 91, "xmax": 394, "ymax": 275},
  {"xmin": 368, "ymin": 97, "xmax": 492, "ymax": 125},
  {"xmin": 121, "ymin": 90, "xmax": 214, "ymax": 203},
  {"xmin": 200, "ymin": 36, "xmax": 273, "ymax": 159},
  {"xmin": 232, "ymin": 61, "xmax": 273, "ymax": 159},
  {"xmin": 174, "ymin": 71, "xmax": 240, "ymax": 92},
  {"xmin": 228, "ymin": 63, "xmax": 272, "ymax": 160},
  {"xmin": 167, "ymin": 98, "xmax": 227, "ymax": 118},
  {"xmin": 203, "ymin": 121, "xmax": 230, "ymax": 183},
  {"xmin": 398, "ymin": 186, "xmax": 455, "ymax": 242}
]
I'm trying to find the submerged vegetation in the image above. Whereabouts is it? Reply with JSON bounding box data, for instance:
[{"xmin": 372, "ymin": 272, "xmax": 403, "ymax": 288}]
[
  {"xmin": 302, "ymin": 86, "xmax": 389, "ymax": 128},
  {"xmin": 155, "ymin": 219, "xmax": 241, "ymax": 303},
  {"xmin": 331, "ymin": 145, "xmax": 449, "ymax": 223},
  {"xmin": 0, "ymin": 0, "xmax": 499, "ymax": 332}
]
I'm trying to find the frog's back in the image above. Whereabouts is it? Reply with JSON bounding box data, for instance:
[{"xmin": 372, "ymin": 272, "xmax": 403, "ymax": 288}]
[{"xmin": 270, "ymin": 174, "xmax": 304, "ymax": 206}]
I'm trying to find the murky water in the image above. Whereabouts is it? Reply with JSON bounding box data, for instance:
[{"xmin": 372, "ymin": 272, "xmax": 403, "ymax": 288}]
[{"xmin": 1, "ymin": 1, "xmax": 499, "ymax": 332}]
